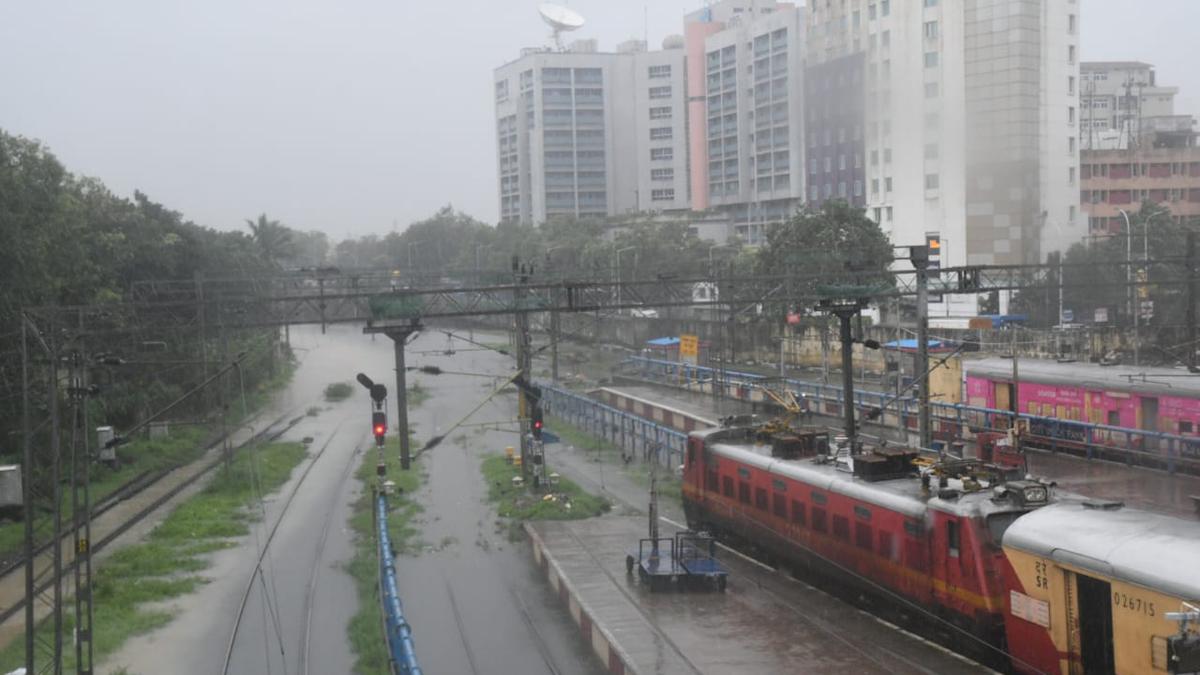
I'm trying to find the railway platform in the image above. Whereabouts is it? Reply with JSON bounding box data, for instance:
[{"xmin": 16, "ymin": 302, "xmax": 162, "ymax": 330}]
[
  {"xmin": 605, "ymin": 382, "xmax": 1200, "ymax": 519},
  {"xmin": 528, "ymin": 514, "xmax": 989, "ymax": 675}
]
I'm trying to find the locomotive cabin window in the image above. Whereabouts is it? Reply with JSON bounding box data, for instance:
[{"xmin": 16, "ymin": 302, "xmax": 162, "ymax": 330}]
[
  {"xmin": 812, "ymin": 507, "xmax": 828, "ymax": 533},
  {"xmin": 772, "ymin": 493, "xmax": 787, "ymax": 519},
  {"xmin": 946, "ymin": 520, "xmax": 960, "ymax": 558},
  {"xmin": 855, "ymin": 522, "xmax": 872, "ymax": 551},
  {"xmin": 755, "ymin": 487, "xmax": 769, "ymax": 511},
  {"xmin": 706, "ymin": 469, "xmax": 719, "ymax": 491},
  {"xmin": 738, "ymin": 481, "xmax": 751, "ymax": 504},
  {"xmin": 832, "ymin": 515, "xmax": 850, "ymax": 541},
  {"xmin": 723, "ymin": 476, "xmax": 735, "ymax": 498},
  {"xmin": 791, "ymin": 500, "xmax": 806, "ymax": 525}
]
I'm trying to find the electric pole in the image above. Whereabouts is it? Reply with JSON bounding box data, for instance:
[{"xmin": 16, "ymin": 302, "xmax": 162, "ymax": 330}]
[{"xmin": 910, "ymin": 245, "xmax": 932, "ymax": 449}]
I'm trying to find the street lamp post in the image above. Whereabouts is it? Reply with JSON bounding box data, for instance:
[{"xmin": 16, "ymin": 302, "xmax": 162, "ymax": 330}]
[{"xmin": 1118, "ymin": 209, "xmax": 1137, "ymax": 365}]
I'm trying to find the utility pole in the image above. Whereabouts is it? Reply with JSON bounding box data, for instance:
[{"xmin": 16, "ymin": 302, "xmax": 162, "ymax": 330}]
[
  {"xmin": 68, "ymin": 347, "xmax": 94, "ymax": 675},
  {"xmin": 817, "ymin": 298, "xmax": 869, "ymax": 452},
  {"xmin": 910, "ymin": 245, "xmax": 932, "ymax": 449},
  {"xmin": 1189, "ymin": 232, "xmax": 1197, "ymax": 371},
  {"xmin": 514, "ymin": 259, "xmax": 534, "ymax": 480}
]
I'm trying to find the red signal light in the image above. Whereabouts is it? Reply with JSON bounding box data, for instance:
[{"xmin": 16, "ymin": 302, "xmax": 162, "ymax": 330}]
[{"xmin": 374, "ymin": 424, "xmax": 386, "ymax": 436}]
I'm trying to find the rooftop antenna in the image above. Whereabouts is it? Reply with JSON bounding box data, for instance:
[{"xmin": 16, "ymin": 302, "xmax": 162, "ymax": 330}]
[{"xmin": 539, "ymin": 3, "xmax": 585, "ymax": 50}]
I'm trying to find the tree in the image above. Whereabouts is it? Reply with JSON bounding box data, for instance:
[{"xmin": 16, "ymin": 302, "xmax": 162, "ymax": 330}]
[
  {"xmin": 756, "ymin": 200, "xmax": 894, "ymax": 310},
  {"xmin": 245, "ymin": 213, "xmax": 295, "ymax": 266}
]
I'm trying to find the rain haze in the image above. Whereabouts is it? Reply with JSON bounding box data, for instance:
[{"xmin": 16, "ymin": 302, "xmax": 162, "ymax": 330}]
[{"xmin": 1, "ymin": 0, "xmax": 1198, "ymax": 238}]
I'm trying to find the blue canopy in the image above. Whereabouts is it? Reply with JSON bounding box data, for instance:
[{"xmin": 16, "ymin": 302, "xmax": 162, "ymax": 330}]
[
  {"xmin": 645, "ymin": 337, "xmax": 680, "ymax": 347},
  {"xmin": 882, "ymin": 339, "xmax": 955, "ymax": 352}
]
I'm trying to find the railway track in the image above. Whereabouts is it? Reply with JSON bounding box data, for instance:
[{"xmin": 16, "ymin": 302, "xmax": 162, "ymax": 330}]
[
  {"xmin": 221, "ymin": 420, "xmax": 359, "ymax": 675},
  {"xmin": 0, "ymin": 409, "xmax": 306, "ymax": 626}
]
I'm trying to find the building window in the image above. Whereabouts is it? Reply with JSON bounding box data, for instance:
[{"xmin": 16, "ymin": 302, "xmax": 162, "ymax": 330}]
[
  {"xmin": 650, "ymin": 147, "xmax": 673, "ymax": 161},
  {"xmin": 1068, "ymin": 106, "xmax": 1075, "ymax": 125},
  {"xmin": 881, "ymin": 0, "xmax": 890, "ymax": 17},
  {"xmin": 838, "ymin": 155, "xmax": 847, "ymax": 170},
  {"xmin": 651, "ymin": 168, "xmax": 674, "ymax": 181},
  {"xmin": 925, "ymin": 173, "xmax": 939, "ymax": 189},
  {"xmin": 885, "ymin": 177, "xmax": 892, "ymax": 192},
  {"xmin": 651, "ymin": 188, "xmax": 675, "ymax": 201},
  {"xmin": 883, "ymin": 148, "xmax": 892, "ymax": 163},
  {"xmin": 649, "ymin": 106, "xmax": 672, "ymax": 120},
  {"xmin": 1068, "ymin": 76, "xmax": 1076, "ymax": 95},
  {"xmin": 1068, "ymin": 14, "xmax": 1077, "ymax": 34},
  {"xmin": 1069, "ymin": 166, "xmax": 1076, "ymax": 184},
  {"xmin": 1068, "ymin": 45, "xmax": 1076, "ymax": 64},
  {"xmin": 1068, "ymin": 137, "xmax": 1076, "ymax": 154},
  {"xmin": 871, "ymin": 150, "xmax": 879, "ymax": 166},
  {"xmin": 649, "ymin": 86, "xmax": 672, "ymax": 99},
  {"xmin": 495, "ymin": 79, "xmax": 509, "ymax": 101},
  {"xmin": 853, "ymin": 180, "xmax": 863, "ymax": 197},
  {"xmin": 871, "ymin": 178, "xmax": 880, "ymax": 194},
  {"xmin": 838, "ymin": 181, "xmax": 847, "ymax": 198},
  {"xmin": 924, "ymin": 51, "xmax": 939, "ymax": 68},
  {"xmin": 881, "ymin": 30, "xmax": 890, "ymax": 47},
  {"xmin": 873, "ymin": 207, "xmax": 882, "ymax": 222},
  {"xmin": 924, "ymin": 21, "xmax": 938, "ymax": 39},
  {"xmin": 648, "ymin": 64, "xmax": 671, "ymax": 79},
  {"xmin": 650, "ymin": 126, "xmax": 673, "ymax": 140},
  {"xmin": 924, "ymin": 143, "xmax": 939, "ymax": 159},
  {"xmin": 925, "ymin": 82, "xmax": 939, "ymax": 98},
  {"xmin": 868, "ymin": 3, "xmax": 876, "ymax": 20},
  {"xmin": 886, "ymin": 206, "xmax": 893, "ymax": 221}
]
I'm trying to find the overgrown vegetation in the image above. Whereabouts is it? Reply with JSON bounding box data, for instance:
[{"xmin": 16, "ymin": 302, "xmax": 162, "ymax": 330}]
[
  {"xmin": 0, "ymin": 441, "xmax": 309, "ymax": 673},
  {"xmin": 545, "ymin": 418, "xmax": 683, "ymax": 502},
  {"xmin": 345, "ymin": 434, "xmax": 424, "ymax": 674},
  {"xmin": 481, "ymin": 454, "xmax": 610, "ymax": 521},
  {"xmin": 324, "ymin": 381, "xmax": 355, "ymax": 402}
]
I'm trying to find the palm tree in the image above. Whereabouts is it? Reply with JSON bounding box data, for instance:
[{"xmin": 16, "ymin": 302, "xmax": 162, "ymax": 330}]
[{"xmin": 245, "ymin": 213, "xmax": 294, "ymax": 267}]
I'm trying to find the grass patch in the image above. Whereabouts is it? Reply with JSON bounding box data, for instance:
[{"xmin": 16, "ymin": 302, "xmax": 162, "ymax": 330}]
[
  {"xmin": 324, "ymin": 381, "xmax": 355, "ymax": 402},
  {"xmin": 346, "ymin": 435, "xmax": 425, "ymax": 674},
  {"xmin": 481, "ymin": 454, "xmax": 610, "ymax": 520},
  {"xmin": 546, "ymin": 417, "xmax": 682, "ymax": 502},
  {"xmin": 408, "ymin": 380, "xmax": 430, "ymax": 408},
  {"xmin": 0, "ymin": 441, "xmax": 309, "ymax": 673}
]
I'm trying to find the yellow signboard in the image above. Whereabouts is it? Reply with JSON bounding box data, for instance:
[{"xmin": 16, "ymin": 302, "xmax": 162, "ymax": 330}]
[{"xmin": 679, "ymin": 334, "xmax": 699, "ymax": 364}]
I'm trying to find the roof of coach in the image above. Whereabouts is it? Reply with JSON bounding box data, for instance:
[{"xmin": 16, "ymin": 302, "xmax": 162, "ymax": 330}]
[
  {"xmin": 964, "ymin": 357, "xmax": 1200, "ymax": 399},
  {"xmin": 1003, "ymin": 501, "xmax": 1200, "ymax": 601},
  {"xmin": 696, "ymin": 427, "xmax": 1020, "ymax": 521}
]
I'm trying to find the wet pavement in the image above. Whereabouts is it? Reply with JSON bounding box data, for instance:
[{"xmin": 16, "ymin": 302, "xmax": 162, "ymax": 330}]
[{"xmin": 535, "ymin": 516, "xmax": 991, "ymax": 675}]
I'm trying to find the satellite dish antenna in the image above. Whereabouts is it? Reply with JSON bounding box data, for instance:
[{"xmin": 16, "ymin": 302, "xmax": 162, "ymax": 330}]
[{"xmin": 538, "ymin": 3, "xmax": 585, "ymax": 50}]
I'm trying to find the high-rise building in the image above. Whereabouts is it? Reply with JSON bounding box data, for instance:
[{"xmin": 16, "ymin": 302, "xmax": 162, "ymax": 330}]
[
  {"xmin": 685, "ymin": 1, "xmax": 807, "ymax": 244},
  {"xmin": 494, "ymin": 39, "xmax": 688, "ymax": 225},
  {"xmin": 806, "ymin": 0, "xmax": 1084, "ymax": 277}
]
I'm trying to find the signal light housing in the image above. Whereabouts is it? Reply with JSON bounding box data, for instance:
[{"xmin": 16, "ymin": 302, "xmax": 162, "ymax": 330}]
[
  {"xmin": 531, "ymin": 405, "xmax": 544, "ymax": 441},
  {"xmin": 372, "ymin": 411, "xmax": 387, "ymax": 445}
]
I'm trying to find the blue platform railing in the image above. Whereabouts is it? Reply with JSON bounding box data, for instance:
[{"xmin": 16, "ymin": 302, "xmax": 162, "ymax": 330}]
[
  {"xmin": 540, "ymin": 383, "xmax": 688, "ymax": 469},
  {"xmin": 377, "ymin": 493, "xmax": 422, "ymax": 675},
  {"xmin": 619, "ymin": 356, "xmax": 1200, "ymax": 473}
]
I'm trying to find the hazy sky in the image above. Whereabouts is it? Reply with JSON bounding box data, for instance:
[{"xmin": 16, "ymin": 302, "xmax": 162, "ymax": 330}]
[{"xmin": 2, "ymin": 1, "xmax": 1198, "ymax": 241}]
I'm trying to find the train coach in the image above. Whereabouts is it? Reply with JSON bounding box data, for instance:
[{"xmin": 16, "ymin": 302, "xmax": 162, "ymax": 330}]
[{"xmin": 682, "ymin": 424, "xmax": 1200, "ymax": 673}]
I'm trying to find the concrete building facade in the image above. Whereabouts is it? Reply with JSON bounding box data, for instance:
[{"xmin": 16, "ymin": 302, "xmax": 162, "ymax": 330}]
[
  {"xmin": 686, "ymin": 1, "xmax": 807, "ymax": 245},
  {"xmin": 1080, "ymin": 62, "xmax": 1180, "ymax": 150},
  {"xmin": 805, "ymin": 0, "xmax": 1084, "ymax": 273},
  {"xmin": 494, "ymin": 40, "xmax": 689, "ymax": 225}
]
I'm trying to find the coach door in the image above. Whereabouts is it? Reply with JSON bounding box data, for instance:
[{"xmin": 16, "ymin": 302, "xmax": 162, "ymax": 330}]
[{"xmin": 1067, "ymin": 572, "xmax": 1116, "ymax": 675}]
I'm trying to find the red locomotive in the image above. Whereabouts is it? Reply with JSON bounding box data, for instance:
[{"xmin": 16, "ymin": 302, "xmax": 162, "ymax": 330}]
[{"xmin": 681, "ymin": 424, "xmax": 1200, "ymax": 673}]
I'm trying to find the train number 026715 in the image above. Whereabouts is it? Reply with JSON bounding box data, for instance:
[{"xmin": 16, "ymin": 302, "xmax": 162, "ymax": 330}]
[{"xmin": 1112, "ymin": 591, "xmax": 1156, "ymax": 617}]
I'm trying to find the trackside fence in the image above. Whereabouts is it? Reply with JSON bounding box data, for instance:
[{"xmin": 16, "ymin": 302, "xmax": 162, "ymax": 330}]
[
  {"xmin": 540, "ymin": 384, "xmax": 688, "ymax": 471},
  {"xmin": 621, "ymin": 356, "xmax": 1200, "ymax": 474},
  {"xmin": 377, "ymin": 494, "xmax": 422, "ymax": 675}
]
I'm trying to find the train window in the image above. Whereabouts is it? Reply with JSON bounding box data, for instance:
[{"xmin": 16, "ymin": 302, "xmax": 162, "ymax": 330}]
[
  {"xmin": 755, "ymin": 487, "xmax": 769, "ymax": 511},
  {"xmin": 812, "ymin": 508, "xmax": 828, "ymax": 533},
  {"xmin": 723, "ymin": 476, "xmax": 735, "ymax": 498},
  {"xmin": 706, "ymin": 469, "xmax": 719, "ymax": 491},
  {"xmin": 687, "ymin": 445, "xmax": 695, "ymax": 466},
  {"xmin": 878, "ymin": 531, "xmax": 895, "ymax": 559},
  {"xmin": 738, "ymin": 481, "xmax": 751, "ymax": 504},
  {"xmin": 947, "ymin": 521, "xmax": 960, "ymax": 558},
  {"xmin": 854, "ymin": 505, "xmax": 871, "ymax": 521},
  {"xmin": 855, "ymin": 522, "xmax": 872, "ymax": 550},
  {"xmin": 773, "ymin": 494, "xmax": 787, "ymax": 518},
  {"xmin": 985, "ymin": 512, "xmax": 1022, "ymax": 546},
  {"xmin": 791, "ymin": 500, "xmax": 806, "ymax": 525},
  {"xmin": 1181, "ymin": 420, "xmax": 1194, "ymax": 434},
  {"xmin": 811, "ymin": 491, "xmax": 828, "ymax": 505},
  {"xmin": 904, "ymin": 538, "xmax": 927, "ymax": 571},
  {"xmin": 833, "ymin": 515, "xmax": 850, "ymax": 541}
]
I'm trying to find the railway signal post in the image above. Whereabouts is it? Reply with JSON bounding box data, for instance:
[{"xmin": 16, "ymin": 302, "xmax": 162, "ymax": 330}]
[
  {"xmin": 363, "ymin": 319, "xmax": 421, "ymax": 471},
  {"xmin": 910, "ymin": 244, "xmax": 933, "ymax": 450},
  {"xmin": 816, "ymin": 293, "xmax": 871, "ymax": 453}
]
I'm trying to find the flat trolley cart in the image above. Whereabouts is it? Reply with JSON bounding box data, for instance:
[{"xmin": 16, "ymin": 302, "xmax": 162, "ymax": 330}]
[{"xmin": 625, "ymin": 530, "xmax": 728, "ymax": 592}]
